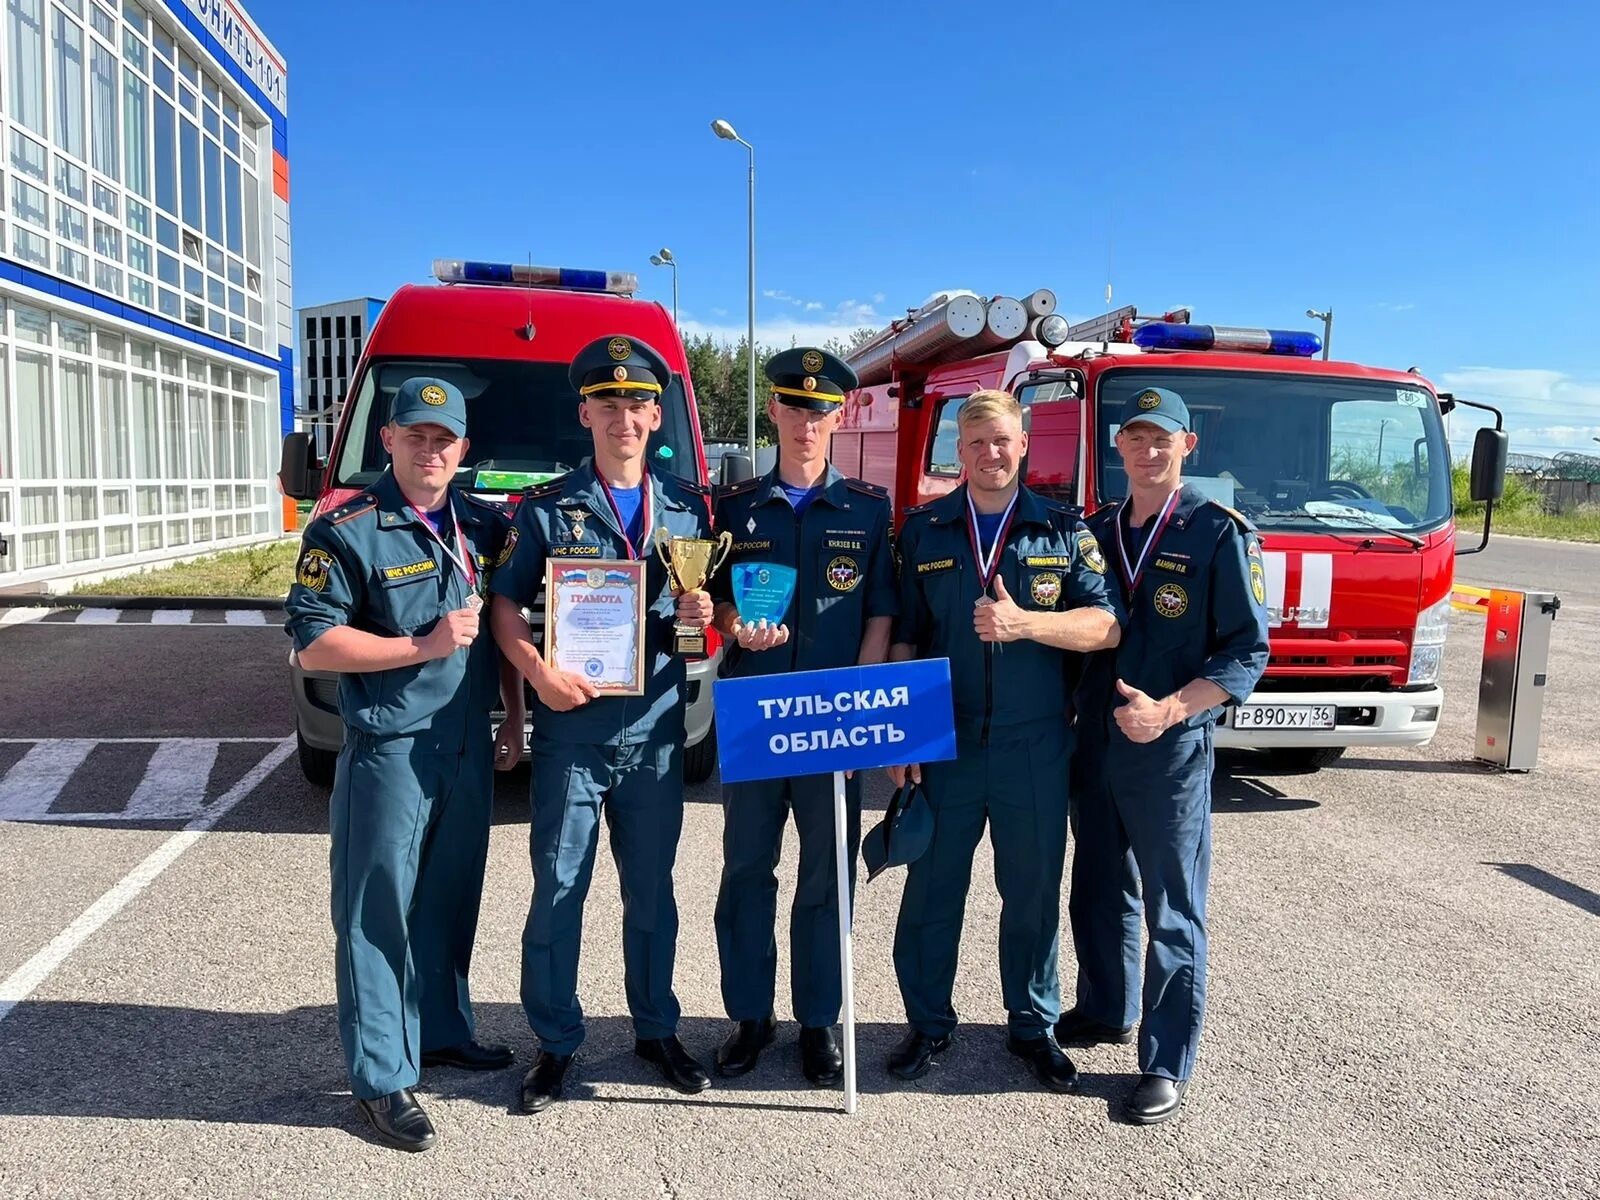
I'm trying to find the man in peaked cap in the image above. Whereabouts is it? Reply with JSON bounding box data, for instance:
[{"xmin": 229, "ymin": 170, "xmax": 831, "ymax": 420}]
[
  {"xmin": 706, "ymin": 346, "xmax": 898, "ymax": 1086},
  {"xmin": 1064, "ymin": 381, "xmax": 1268, "ymax": 1124},
  {"xmin": 285, "ymin": 376, "xmax": 525, "ymax": 1151},
  {"xmin": 490, "ymin": 334, "xmax": 718, "ymax": 1112}
]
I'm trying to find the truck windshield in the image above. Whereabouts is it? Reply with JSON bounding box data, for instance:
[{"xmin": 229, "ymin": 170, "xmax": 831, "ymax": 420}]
[
  {"xmin": 331, "ymin": 357, "xmax": 700, "ymax": 490},
  {"xmin": 1094, "ymin": 369, "xmax": 1452, "ymax": 535}
]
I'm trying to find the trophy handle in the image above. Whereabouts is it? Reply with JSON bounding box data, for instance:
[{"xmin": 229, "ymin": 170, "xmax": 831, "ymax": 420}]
[
  {"xmin": 652, "ymin": 527, "xmax": 680, "ymax": 591},
  {"xmin": 709, "ymin": 530, "xmax": 734, "ymax": 578}
]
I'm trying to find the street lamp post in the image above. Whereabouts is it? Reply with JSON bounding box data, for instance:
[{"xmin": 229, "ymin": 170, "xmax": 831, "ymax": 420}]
[
  {"xmin": 1306, "ymin": 307, "xmax": 1333, "ymax": 361},
  {"xmin": 712, "ymin": 118, "xmax": 757, "ymax": 465},
  {"xmin": 649, "ymin": 248, "xmax": 678, "ymax": 329}
]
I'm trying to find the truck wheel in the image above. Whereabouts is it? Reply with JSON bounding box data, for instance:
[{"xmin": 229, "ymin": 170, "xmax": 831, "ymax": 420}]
[
  {"xmin": 684, "ymin": 723, "xmax": 718, "ymax": 785},
  {"xmin": 1265, "ymin": 746, "xmax": 1346, "ymax": 772},
  {"xmin": 297, "ymin": 729, "xmax": 337, "ymax": 788}
]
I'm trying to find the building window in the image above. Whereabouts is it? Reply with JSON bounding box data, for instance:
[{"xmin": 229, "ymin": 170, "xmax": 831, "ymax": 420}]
[
  {"xmin": 202, "ymin": 135, "xmax": 221, "ymax": 242},
  {"xmin": 161, "ymin": 379, "xmax": 184, "ymax": 477},
  {"xmin": 133, "ymin": 376, "xmax": 159, "ymax": 477},
  {"xmin": 179, "ymin": 115, "xmax": 199, "ymax": 228},
  {"xmin": 99, "ymin": 368, "xmax": 130, "ymax": 478},
  {"xmin": 90, "ymin": 40, "xmax": 120, "ymax": 180},
  {"xmin": 123, "ymin": 67, "xmax": 148, "ymax": 198},
  {"xmin": 153, "ymin": 93, "xmax": 176, "ymax": 213},
  {"xmin": 57, "ymin": 200, "xmax": 87, "ymax": 245},
  {"xmin": 55, "ymin": 156, "xmax": 87, "ymax": 202},
  {"xmin": 60, "ymin": 360, "xmax": 95, "ymax": 478},
  {"xmin": 7, "ymin": 0, "xmax": 48, "ymax": 136},
  {"xmin": 56, "ymin": 244, "xmax": 89, "ymax": 282},
  {"xmin": 53, "ymin": 8, "xmax": 87, "ymax": 158},
  {"xmin": 223, "ymin": 154, "xmax": 242, "ymax": 252},
  {"xmin": 11, "ymin": 177, "xmax": 48, "ymax": 228},
  {"xmin": 15, "ymin": 350, "xmax": 56, "ymax": 478},
  {"xmin": 12, "ymin": 225, "xmax": 49, "ymax": 266}
]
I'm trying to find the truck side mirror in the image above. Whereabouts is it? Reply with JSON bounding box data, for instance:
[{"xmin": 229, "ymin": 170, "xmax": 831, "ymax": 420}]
[
  {"xmin": 279, "ymin": 432, "xmax": 325, "ymax": 501},
  {"xmin": 1469, "ymin": 427, "xmax": 1508, "ymax": 503},
  {"xmin": 720, "ymin": 453, "xmax": 754, "ymax": 486}
]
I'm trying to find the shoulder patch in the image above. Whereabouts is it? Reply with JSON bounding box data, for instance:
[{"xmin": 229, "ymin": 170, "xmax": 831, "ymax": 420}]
[
  {"xmin": 329, "ymin": 496, "xmax": 376, "ymax": 526},
  {"xmin": 717, "ymin": 476, "xmax": 760, "ymax": 499},
  {"xmin": 902, "ymin": 502, "xmax": 932, "ymax": 517},
  {"xmin": 522, "ymin": 479, "xmax": 565, "ymax": 501},
  {"xmin": 1208, "ymin": 499, "xmax": 1257, "ymax": 534},
  {"xmin": 845, "ymin": 478, "xmax": 889, "ymax": 500},
  {"xmin": 463, "ymin": 492, "xmax": 510, "ymax": 516}
]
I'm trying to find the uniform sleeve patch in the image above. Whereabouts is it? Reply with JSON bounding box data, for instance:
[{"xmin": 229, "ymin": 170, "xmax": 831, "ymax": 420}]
[
  {"xmin": 1077, "ymin": 533, "xmax": 1107, "ymax": 574},
  {"xmin": 296, "ymin": 548, "xmax": 333, "ymax": 592},
  {"xmin": 494, "ymin": 524, "xmax": 519, "ymax": 568},
  {"xmin": 1250, "ymin": 560, "xmax": 1267, "ymax": 605},
  {"xmin": 916, "ymin": 557, "xmax": 956, "ymax": 575}
]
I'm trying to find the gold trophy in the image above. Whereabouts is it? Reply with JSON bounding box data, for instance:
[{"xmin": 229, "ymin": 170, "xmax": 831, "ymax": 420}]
[{"xmin": 654, "ymin": 528, "xmax": 733, "ymax": 655}]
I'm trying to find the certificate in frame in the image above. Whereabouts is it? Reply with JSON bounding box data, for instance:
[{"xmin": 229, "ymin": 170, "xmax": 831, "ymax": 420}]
[{"xmin": 543, "ymin": 558, "xmax": 647, "ymax": 697}]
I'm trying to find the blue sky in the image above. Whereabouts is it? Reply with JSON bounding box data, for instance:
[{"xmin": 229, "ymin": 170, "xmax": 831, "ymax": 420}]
[{"xmin": 254, "ymin": 0, "xmax": 1598, "ymax": 458}]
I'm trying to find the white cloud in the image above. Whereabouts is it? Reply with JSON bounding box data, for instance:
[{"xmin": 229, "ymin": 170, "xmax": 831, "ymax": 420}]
[
  {"xmin": 679, "ymin": 296, "xmax": 885, "ymax": 349},
  {"xmin": 1376, "ymin": 301, "xmax": 1416, "ymax": 312},
  {"xmin": 1439, "ymin": 366, "xmax": 1600, "ymax": 455}
]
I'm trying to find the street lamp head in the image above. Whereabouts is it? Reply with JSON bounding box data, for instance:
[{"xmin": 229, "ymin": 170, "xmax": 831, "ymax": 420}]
[
  {"xmin": 657, "ymin": 247, "xmax": 674, "ymax": 264},
  {"xmin": 649, "ymin": 254, "xmax": 664, "ymax": 266},
  {"xmin": 1306, "ymin": 309, "xmax": 1318, "ymax": 319},
  {"xmin": 711, "ymin": 119, "xmax": 739, "ymax": 141}
]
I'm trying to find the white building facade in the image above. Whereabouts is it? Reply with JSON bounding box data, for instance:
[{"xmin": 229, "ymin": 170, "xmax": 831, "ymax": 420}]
[
  {"xmin": 0, "ymin": 0, "xmax": 291, "ymax": 588},
  {"xmin": 299, "ymin": 296, "xmax": 381, "ymax": 459}
]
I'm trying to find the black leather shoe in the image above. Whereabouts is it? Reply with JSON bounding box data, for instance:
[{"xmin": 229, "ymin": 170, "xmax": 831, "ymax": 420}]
[
  {"xmin": 886, "ymin": 1028, "xmax": 952, "ymax": 1081},
  {"xmin": 1126, "ymin": 1074, "xmax": 1188, "ymax": 1124},
  {"xmin": 354, "ymin": 1088, "xmax": 436, "ymax": 1152},
  {"xmin": 1006, "ymin": 1035, "xmax": 1080, "ymax": 1094},
  {"xmin": 799, "ymin": 1025, "xmax": 843, "ymax": 1087},
  {"xmin": 635, "ymin": 1036, "xmax": 712, "ymax": 1094},
  {"xmin": 1054, "ymin": 1008, "xmax": 1135, "ymax": 1047},
  {"xmin": 422, "ymin": 1040, "xmax": 515, "ymax": 1071},
  {"xmin": 518, "ymin": 1051, "xmax": 573, "ymax": 1114},
  {"xmin": 715, "ymin": 1017, "xmax": 778, "ymax": 1077}
]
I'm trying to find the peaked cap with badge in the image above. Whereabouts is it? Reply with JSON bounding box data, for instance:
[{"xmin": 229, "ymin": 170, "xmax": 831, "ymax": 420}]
[
  {"xmin": 766, "ymin": 346, "xmax": 858, "ymax": 413},
  {"xmin": 570, "ymin": 334, "xmax": 672, "ymax": 402},
  {"xmin": 1118, "ymin": 385, "xmax": 1190, "ymax": 435},
  {"xmin": 390, "ymin": 375, "xmax": 468, "ymax": 438}
]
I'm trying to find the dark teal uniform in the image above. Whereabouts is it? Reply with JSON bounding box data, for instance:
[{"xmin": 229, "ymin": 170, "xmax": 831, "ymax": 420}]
[
  {"xmin": 489, "ymin": 461, "xmax": 712, "ymax": 1057},
  {"xmin": 284, "ymin": 469, "xmax": 511, "ymax": 1102},
  {"xmin": 709, "ymin": 464, "xmax": 896, "ymax": 1028},
  {"xmin": 1067, "ymin": 483, "xmax": 1269, "ymax": 1081},
  {"xmin": 892, "ymin": 483, "xmax": 1119, "ymax": 1041}
]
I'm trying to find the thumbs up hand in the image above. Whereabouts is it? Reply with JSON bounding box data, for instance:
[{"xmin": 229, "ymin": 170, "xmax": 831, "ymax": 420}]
[
  {"xmin": 1113, "ymin": 678, "xmax": 1173, "ymax": 743},
  {"xmin": 974, "ymin": 575, "xmax": 1027, "ymax": 643}
]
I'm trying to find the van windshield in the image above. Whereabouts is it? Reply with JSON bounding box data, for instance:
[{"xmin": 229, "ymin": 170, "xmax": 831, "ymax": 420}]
[
  {"xmin": 1094, "ymin": 369, "xmax": 1452, "ymax": 535},
  {"xmin": 332, "ymin": 357, "xmax": 700, "ymax": 491}
]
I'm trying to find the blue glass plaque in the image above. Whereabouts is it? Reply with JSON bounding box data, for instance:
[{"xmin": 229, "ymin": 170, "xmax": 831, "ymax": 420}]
[{"xmin": 732, "ymin": 562, "xmax": 797, "ymax": 626}]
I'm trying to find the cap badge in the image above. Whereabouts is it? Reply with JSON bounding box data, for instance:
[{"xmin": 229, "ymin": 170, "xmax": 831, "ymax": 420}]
[
  {"xmin": 420, "ymin": 384, "xmax": 448, "ymax": 407},
  {"xmin": 1137, "ymin": 389, "xmax": 1163, "ymax": 411},
  {"xmin": 607, "ymin": 337, "xmax": 632, "ymax": 361},
  {"xmin": 801, "ymin": 349, "xmax": 824, "ymax": 373},
  {"xmin": 613, "ymin": 366, "xmax": 629, "ymax": 382},
  {"xmin": 802, "ymin": 376, "xmax": 818, "ymax": 392}
]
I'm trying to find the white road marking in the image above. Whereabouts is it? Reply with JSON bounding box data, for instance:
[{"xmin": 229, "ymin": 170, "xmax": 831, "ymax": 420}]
[
  {"xmin": 74, "ymin": 608, "xmax": 120, "ymax": 624},
  {"xmin": 0, "ymin": 736, "xmax": 295, "ymax": 1026},
  {"xmin": 122, "ymin": 739, "xmax": 222, "ymax": 820},
  {"xmin": 0, "ymin": 740, "xmax": 98, "ymax": 820},
  {"xmin": 224, "ymin": 609, "xmax": 268, "ymax": 625},
  {"xmin": 0, "ymin": 607, "xmax": 52, "ymax": 628},
  {"xmin": 149, "ymin": 609, "xmax": 194, "ymax": 625}
]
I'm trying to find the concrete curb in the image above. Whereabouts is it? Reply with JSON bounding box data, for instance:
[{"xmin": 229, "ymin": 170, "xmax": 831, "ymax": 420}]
[{"xmin": 0, "ymin": 594, "xmax": 284, "ymax": 611}]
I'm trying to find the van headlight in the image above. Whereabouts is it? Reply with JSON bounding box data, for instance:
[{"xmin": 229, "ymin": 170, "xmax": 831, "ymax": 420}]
[{"xmin": 1408, "ymin": 595, "xmax": 1451, "ymax": 685}]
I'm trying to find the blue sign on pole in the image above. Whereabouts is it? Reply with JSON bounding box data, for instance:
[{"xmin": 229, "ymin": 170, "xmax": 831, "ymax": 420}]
[{"xmin": 712, "ymin": 658, "xmax": 957, "ymax": 785}]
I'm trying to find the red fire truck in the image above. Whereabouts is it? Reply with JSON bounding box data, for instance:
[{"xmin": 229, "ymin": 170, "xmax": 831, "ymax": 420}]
[
  {"xmin": 278, "ymin": 260, "xmax": 725, "ymax": 785},
  {"xmin": 831, "ymin": 292, "xmax": 1509, "ymax": 768}
]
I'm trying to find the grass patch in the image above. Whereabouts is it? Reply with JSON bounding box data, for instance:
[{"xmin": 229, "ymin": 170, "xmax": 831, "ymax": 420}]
[
  {"xmin": 1483, "ymin": 509, "xmax": 1600, "ymax": 543},
  {"xmin": 72, "ymin": 539, "xmax": 300, "ymax": 597}
]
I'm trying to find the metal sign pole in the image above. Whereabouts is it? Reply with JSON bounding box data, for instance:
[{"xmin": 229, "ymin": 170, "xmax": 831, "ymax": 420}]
[{"xmin": 832, "ymin": 768, "xmax": 858, "ymax": 1115}]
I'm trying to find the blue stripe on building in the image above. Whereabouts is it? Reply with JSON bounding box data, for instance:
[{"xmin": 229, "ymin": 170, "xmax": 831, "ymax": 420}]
[{"xmin": 0, "ymin": 256, "xmax": 295, "ymax": 432}]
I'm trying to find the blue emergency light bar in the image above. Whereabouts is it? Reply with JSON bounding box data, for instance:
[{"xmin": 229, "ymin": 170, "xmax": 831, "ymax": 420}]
[
  {"xmin": 432, "ymin": 259, "xmax": 638, "ymax": 296},
  {"xmin": 1132, "ymin": 322, "xmax": 1321, "ymax": 357}
]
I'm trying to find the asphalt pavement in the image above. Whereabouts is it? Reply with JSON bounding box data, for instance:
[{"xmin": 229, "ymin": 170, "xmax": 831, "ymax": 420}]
[{"xmin": 0, "ymin": 552, "xmax": 1596, "ymax": 1199}]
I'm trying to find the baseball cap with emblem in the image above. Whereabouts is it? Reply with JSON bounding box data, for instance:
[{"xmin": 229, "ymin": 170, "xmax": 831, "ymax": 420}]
[
  {"xmin": 1118, "ymin": 385, "xmax": 1190, "ymax": 434},
  {"xmin": 569, "ymin": 334, "xmax": 671, "ymax": 402},
  {"xmin": 389, "ymin": 376, "xmax": 467, "ymax": 437},
  {"xmin": 765, "ymin": 346, "xmax": 859, "ymax": 413}
]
